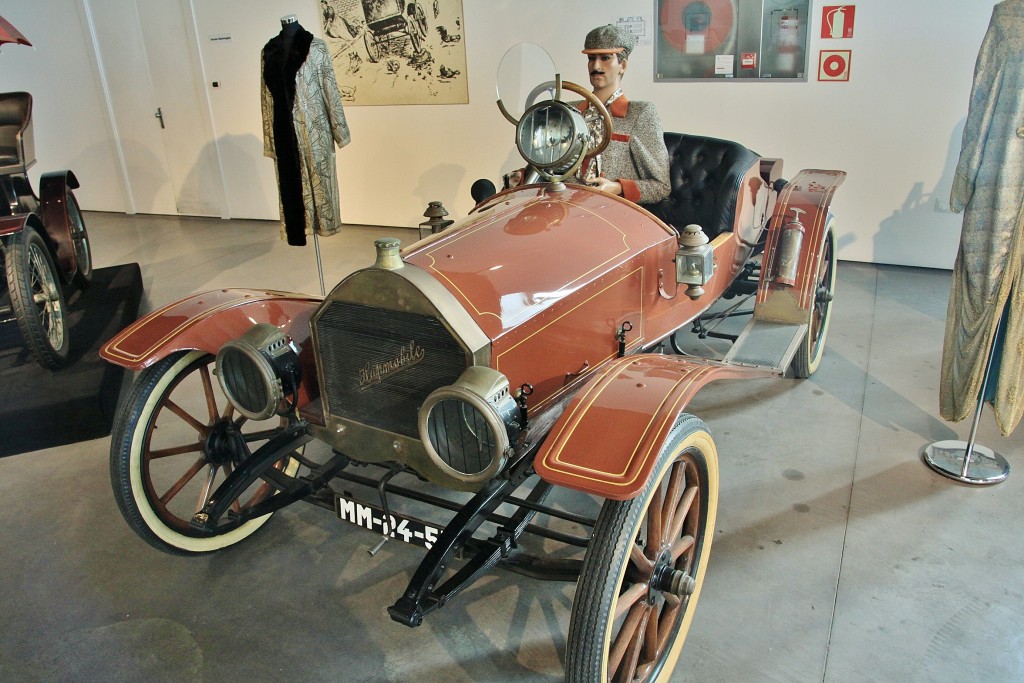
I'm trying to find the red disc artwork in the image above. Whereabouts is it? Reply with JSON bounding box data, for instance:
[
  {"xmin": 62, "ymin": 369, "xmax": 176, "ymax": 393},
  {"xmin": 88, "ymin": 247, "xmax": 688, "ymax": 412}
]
[{"xmin": 659, "ymin": 0, "xmax": 736, "ymax": 55}]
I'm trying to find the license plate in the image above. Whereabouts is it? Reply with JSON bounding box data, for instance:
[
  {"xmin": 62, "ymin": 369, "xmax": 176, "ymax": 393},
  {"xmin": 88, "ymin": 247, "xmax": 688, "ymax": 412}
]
[{"xmin": 334, "ymin": 494, "xmax": 442, "ymax": 549}]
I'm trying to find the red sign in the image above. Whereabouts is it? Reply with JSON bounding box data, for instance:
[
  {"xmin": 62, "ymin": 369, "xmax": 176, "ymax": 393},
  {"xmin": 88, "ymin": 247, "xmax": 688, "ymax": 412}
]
[
  {"xmin": 821, "ymin": 5, "xmax": 855, "ymax": 39},
  {"xmin": 741, "ymin": 52, "xmax": 757, "ymax": 69},
  {"xmin": 818, "ymin": 50, "xmax": 851, "ymax": 81}
]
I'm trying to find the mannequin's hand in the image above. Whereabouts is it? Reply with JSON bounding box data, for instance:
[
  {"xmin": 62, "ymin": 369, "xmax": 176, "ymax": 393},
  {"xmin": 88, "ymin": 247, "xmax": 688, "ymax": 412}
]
[{"xmin": 588, "ymin": 177, "xmax": 622, "ymax": 196}]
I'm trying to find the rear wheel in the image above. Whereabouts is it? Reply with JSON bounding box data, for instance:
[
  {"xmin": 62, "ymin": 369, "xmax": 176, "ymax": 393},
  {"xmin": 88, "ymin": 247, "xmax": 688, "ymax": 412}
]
[
  {"xmin": 4, "ymin": 228, "xmax": 69, "ymax": 369},
  {"xmin": 792, "ymin": 216, "xmax": 836, "ymax": 378},
  {"xmin": 110, "ymin": 350, "xmax": 301, "ymax": 555},
  {"xmin": 67, "ymin": 190, "xmax": 92, "ymax": 286},
  {"xmin": 364, "ymin": 30, "xmax": 381, "ymax": 62},
  {"xmin": 567, "ymin": 414, "xmax": 718, "ymax": 682}
]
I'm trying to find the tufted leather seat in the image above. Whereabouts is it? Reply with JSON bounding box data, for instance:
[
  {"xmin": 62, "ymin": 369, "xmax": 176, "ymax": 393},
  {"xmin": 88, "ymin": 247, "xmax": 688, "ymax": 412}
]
[
  {"xmin": 641, "ymin": 132, "xmax": 760, "ymax": 239},
  {"xmin": 0, "ymin": 92, "xmax": 34, "ymax": 175}
]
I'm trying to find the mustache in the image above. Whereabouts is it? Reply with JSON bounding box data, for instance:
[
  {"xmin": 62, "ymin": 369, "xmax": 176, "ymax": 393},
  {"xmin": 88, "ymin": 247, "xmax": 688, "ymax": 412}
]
[{"xmin": 590, "ymin": 69, "xmax": 605, "ymax": 76}]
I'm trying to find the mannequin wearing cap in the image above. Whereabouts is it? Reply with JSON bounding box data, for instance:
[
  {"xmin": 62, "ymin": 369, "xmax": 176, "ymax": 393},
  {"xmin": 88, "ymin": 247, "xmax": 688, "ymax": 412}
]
[{"xmin": 574, "ymin": 24, "xmax": 670, "ymax": 204}]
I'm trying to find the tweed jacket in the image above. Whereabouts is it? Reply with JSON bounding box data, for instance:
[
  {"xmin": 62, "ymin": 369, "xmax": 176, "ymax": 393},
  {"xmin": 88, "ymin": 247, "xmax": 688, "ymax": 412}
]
[
  {"xmin": 575, "ymin": 96, "xmax": 671, "ymax": 204},
  {"xmin": 262, "ymin": 29, "xmax": 351, "ymax": 246},
  {"xmin": 941, "ymin": 0, "xmax": 1024, "ymax": 434}
]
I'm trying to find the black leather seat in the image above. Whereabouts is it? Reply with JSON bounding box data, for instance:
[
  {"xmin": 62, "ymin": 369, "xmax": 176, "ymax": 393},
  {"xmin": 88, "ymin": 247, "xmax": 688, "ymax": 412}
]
[
  {"xmin": 642, "ymin": 132, "xmax": 759, "ymax": 239},
  {"xmin": 0, "ymin": 92, "xmax": 34, "ymax": 175}
]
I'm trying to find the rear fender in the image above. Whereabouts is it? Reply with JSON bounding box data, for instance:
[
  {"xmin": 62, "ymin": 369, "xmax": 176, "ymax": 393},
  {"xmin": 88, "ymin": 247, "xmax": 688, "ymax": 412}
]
[
  {"xmin": 535, "ymin": 354, "xmax": 774, "ymax": 500},
  {"xmin": 758, "ymin": 169, "xmax": 846, "ymax": 323},
  {"xmin": 101, "ymin": 288, "xmax": 323, "ymax": 405},
  {"xmin": 0, "ymin": 213, "xmax": 59, "ymax": 260},
  {"xmin": 38, "ymin": 169, "xmax": 80, "ymax": 280}
]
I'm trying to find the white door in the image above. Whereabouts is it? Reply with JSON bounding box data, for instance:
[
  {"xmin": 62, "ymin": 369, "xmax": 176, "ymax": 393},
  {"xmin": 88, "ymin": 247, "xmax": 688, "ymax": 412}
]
[{"xmin": 84, "ymin": 0, "xmax": 225, "ymax": 217}]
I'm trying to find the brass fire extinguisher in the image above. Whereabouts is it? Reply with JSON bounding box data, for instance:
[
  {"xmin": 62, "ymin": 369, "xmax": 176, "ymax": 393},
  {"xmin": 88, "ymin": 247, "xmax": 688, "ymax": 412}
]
[{"xmin": 774, "ymin": 208, "xmax": 805, "ymax": 286}]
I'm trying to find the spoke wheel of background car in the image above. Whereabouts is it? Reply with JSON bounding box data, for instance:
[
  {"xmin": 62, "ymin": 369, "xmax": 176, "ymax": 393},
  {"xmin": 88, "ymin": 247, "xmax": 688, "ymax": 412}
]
[
  {"xmin": 67, "ymin": 190, "xmax": 92, "ymax": 286},
  {"xmin": 364, "ymin": 30, "xmax": 381, "ymax": 62},
  {"xmin": 4, "ymin": 228, "xmax": 70, "ymax": 369},
  {"xmin": 566, "ymin": 414, "xmax": 718, "ymax": 683},
  {"xmin": 792, "ymin": 216, "xmax": 836, "ymax": 378},
  {"xmin": 110, "ymin": 350, "xmax": 301, "ymax": 556}
]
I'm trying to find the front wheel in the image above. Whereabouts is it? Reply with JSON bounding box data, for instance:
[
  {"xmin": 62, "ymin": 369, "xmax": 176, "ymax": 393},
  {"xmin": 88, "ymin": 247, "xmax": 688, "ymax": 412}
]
[
  {"xmin": 110, "ymin": 350, "xmax": 301, "ymax": 555},
  {"xmin": 567, "ymin": 414, "xmax": 718, "ymax": 682},
  {"xmin": 792, "ymin": 216, "xmax": 836, "ymax": 378},
  {"xmin": 4, "ymin": 228, "xmax": 70, "ymax": 369}
]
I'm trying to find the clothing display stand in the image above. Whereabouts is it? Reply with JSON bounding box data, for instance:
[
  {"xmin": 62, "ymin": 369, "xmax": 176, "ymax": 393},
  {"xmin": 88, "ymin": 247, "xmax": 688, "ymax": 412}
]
[
  {"xmin": 922, "ymin": 316, "xmax": 1010, "ymax": 485},
  {"xmin": 313, "ymin": 232, "xmax": 325, "ymax": 296}
]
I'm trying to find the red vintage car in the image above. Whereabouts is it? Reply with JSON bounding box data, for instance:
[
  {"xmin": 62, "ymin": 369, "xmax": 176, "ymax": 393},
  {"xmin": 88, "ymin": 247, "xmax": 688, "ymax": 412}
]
[{"xmin": 101, "ymin": 45, "xmax": 843, "ymax": 681}]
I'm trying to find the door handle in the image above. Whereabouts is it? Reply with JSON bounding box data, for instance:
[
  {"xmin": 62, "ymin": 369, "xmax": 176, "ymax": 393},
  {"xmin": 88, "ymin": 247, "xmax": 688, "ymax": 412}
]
[{"xmin": 155, "ymin": 107, "xmax": 165, "ymax": 129}]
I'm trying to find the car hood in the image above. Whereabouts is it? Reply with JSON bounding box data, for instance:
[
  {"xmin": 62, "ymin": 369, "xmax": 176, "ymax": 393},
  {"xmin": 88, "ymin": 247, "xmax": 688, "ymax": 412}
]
[{"xmin": 403, "ymin": 185, "xmax": 674, "ymax": 339}]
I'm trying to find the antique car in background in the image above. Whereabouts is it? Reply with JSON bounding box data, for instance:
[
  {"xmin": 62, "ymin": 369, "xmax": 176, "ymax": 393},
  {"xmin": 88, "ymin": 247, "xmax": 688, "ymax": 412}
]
[
  {"xmin": 0, "ymin": 90, "xmax": 92, "ymax": 369},
  {"xmin": 101, "ymin": 44, "xmax": 843, "ymax": 681}
]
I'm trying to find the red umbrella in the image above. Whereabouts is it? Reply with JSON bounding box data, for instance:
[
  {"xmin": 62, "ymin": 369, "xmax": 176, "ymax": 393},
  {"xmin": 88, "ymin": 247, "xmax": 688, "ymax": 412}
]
[{"xmin": 0, "ymin": 16, "xmax": 31, "ymax": 48}]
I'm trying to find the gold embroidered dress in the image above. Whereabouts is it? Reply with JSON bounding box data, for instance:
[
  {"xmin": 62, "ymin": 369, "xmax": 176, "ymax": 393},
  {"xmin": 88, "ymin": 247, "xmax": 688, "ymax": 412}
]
[{"xmin": 942, "ymin": 0, "xmax": 1024, "ymax": 434}]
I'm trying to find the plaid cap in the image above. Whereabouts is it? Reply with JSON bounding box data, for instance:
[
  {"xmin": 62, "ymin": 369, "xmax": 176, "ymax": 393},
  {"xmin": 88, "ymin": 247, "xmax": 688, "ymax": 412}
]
[{"xmin": 582, "ymin": 24, "xmax": 635, "ymax": 58}]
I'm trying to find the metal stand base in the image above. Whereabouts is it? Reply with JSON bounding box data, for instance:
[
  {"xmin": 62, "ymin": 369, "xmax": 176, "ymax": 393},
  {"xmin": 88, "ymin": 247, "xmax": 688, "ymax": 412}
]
[
  {"xmin": 923, "ymin": 313, "xmax": 1009, "ymax": 485},
  {"xmin": 921, "ymin": 440, "xmax": 1009, "ymax": 485}
]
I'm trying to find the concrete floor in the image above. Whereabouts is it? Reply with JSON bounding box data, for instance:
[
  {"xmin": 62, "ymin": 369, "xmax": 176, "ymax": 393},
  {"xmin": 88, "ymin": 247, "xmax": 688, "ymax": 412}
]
[{"xmin": 1, "ymin": 212, "xmax": 1021, "ymax": 682}]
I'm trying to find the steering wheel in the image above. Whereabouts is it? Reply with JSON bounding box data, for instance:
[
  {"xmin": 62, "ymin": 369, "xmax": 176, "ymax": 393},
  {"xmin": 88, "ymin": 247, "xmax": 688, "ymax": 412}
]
[{"xmin": 559, "ymin": 81, "xmax": 612, "ymax": 159}]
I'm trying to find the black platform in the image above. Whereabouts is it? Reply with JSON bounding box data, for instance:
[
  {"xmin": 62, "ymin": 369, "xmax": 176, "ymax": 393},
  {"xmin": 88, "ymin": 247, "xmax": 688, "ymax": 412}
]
[{"xmin": 0, "ymin": 263, "xmax": 143, "ymax": 457}]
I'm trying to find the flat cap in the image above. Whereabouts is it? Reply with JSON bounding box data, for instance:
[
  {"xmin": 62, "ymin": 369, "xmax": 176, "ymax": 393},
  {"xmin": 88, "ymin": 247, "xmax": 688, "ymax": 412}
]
[{"xmin": 582, "ymin": 24, "xmax": 635, "ymax": 58}]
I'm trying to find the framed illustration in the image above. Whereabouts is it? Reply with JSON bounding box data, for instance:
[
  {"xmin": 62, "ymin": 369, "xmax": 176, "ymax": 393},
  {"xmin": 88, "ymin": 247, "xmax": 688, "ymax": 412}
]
[
  {"xmin": 656, "ymin": 0, "xmax": 811, "ymax": 81},
  {"xmin": 320, "ymin": 0, "xmax": 468, "ymax": 105}
]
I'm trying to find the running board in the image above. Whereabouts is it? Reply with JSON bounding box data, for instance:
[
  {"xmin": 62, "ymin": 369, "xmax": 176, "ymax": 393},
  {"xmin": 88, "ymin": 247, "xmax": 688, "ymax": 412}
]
[{"xmin": 722, "ymin": 318, "xmax": 808, "ymax": 374}]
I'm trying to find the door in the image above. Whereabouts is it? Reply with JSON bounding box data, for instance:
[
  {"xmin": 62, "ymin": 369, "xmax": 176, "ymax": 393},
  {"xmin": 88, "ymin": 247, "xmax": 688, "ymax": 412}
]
[{"xmin": 84, "ymin": 0, "xmax": 225, "ymax": 216}]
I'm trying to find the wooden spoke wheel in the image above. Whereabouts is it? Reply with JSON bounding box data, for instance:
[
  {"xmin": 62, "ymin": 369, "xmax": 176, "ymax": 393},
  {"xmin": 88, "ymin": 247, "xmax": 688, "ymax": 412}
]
[
  {"xmin": 793, "ymin": 216, "xmax": 836, "ymax": 378},
  {"xmin": 110, "ymin": 350, "xmax": 300, "ymax": 555},
  {"xmin": 567, "ymin": 415, "xmax": 718, "ymax": 682}
]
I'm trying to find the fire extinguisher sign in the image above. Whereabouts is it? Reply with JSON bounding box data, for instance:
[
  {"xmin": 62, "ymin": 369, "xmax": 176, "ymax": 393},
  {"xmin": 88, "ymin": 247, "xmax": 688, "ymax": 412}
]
[
  {"xmin": 818, "ymin": 50, "xmax": 851, "ymax": 81},
  {"xmin": 821, "ymin": 5, "xmax": 855, "ymax": 39}
]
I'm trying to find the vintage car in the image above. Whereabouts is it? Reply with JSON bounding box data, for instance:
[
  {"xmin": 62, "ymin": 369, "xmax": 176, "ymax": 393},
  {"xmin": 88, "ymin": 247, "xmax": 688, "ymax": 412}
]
[
  {"xmin": 101, "ymin": 45, "xmax": 843, "ymax": 681},
  {"xmin": 0, "ymin": 90, "xmax": 92, "ymax": 369}
]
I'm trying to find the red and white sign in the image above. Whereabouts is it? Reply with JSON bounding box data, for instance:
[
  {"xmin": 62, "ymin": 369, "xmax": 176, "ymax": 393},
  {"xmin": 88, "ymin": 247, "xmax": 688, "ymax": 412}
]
[
  {"xmin": 821, "ymin": 5, "xmax": 856, "ymax": 39},
  {"xmin": 741, "ymin": 52, "xmax": 757, "ymax": 69},
  {"xmin": 818, "ymin": 50, "xmax": 851, "ymax": 81}
]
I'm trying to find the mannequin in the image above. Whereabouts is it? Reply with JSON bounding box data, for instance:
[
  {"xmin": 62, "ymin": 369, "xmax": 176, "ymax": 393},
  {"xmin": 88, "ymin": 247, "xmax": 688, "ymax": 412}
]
[
  {"xmin": 940, "ymin": 0, "xmax": 1024, "ymax": 436},
  {"xmin": 261, "ymin": 14, "xmax": 351, "ymax": 247}
]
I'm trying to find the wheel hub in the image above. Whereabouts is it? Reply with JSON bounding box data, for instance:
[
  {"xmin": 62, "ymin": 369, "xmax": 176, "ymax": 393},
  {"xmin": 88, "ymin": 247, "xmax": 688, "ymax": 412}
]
[
  {"xmin": 204, "ymin": 419, "xmax": 244, "ymax": 467},
  {"xmin": 649, "ymin": 549, "xmax": 695, "ymax": 602}
]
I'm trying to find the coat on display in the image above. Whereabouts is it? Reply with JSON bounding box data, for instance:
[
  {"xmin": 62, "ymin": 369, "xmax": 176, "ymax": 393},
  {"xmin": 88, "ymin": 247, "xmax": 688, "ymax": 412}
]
[
  {"xmin": 942, "ymin": 0, "xmax": 1024, "ymax": 435},
  {"xmin": 261, "ymin": 24, "xmax": 351, "ymax": 246}
]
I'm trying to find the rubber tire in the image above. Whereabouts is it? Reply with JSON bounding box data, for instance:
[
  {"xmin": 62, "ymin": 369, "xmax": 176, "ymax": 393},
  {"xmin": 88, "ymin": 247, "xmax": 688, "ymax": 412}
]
[
  {"xmin": 4, "ymin": 228, "xmax": 70, "ymax": 369},
  {"xmin": 792, "ymin": 217, "xmax": 836, "ymax": 378},
  {"xmin": 566, "ymin": 414, "xmax": 718, "ymax": 682},
  {"xmin": 110, "ymin": 350, "xmax": 298, "ymax": 556},
  {"xmin": 67, "ymin": 190, "xmax": 92, "ymax": 286}
]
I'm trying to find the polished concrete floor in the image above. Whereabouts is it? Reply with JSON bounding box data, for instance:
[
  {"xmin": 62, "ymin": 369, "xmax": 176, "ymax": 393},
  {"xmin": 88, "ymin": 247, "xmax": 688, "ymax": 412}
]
[{"xmin": 1, "ymin": 212, "xmax": 1022, "ymax": 682}]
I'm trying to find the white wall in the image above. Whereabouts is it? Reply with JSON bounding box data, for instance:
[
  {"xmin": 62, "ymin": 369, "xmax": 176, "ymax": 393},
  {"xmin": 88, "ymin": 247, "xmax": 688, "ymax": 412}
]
[{"xmin": 0, "ymin": 0, "xmax": 998, "ymax": 268}]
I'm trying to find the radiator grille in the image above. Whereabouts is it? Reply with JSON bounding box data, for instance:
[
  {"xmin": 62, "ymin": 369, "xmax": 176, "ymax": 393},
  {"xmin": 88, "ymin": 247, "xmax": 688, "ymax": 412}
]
[{"xmin": 316, "ymin": 300, "xmax": 468, "ymax": 438}]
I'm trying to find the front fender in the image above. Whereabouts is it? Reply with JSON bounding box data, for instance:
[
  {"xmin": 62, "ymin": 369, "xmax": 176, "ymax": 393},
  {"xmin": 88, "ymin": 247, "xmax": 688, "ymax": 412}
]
[
  {"xmin": 534, "ymin": 354, "xmax": 773, "ymax": 500},
  {"xmin": 101, "ymin": 288, "xmax": 323, "ymax": 403}
]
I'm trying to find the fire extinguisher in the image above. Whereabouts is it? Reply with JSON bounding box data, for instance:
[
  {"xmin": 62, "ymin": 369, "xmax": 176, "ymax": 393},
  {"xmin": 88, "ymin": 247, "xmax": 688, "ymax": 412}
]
[
  {"xmin": 774, "ymin": 208, "xmax": 805, "ymax": 287},
  {"xmin": 826, "ymin": 6, "xmax": 848, "ymax": 39}
]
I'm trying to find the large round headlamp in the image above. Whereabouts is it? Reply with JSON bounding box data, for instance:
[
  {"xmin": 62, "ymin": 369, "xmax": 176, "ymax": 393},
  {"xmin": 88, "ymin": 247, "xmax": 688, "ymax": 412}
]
[
  {"xmin": 418, "ymin": 367, "xmax": 522, "ymax": 483},
  {"xmin": 515, "ymin": 100, "xmax": 589, "ymax": 179},
  {"xmin": 216, "ymin": 323, "xmax": 302, "ymax": 421}
]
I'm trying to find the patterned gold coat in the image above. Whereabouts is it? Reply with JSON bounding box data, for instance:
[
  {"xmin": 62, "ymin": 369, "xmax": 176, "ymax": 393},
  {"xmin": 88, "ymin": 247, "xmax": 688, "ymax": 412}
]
[
  {"xmin": 942, "ymin": 0, "xmax": 1024, "ymax": 434},
  {"xmin": 262, "ymin": 29, "xmax": 351, "ymax": 246}
]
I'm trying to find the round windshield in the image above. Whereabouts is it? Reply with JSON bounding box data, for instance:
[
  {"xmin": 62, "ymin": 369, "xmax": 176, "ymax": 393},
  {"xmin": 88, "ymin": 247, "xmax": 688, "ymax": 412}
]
[{"xmin": 496, "ymin": 43, "xmax": 557, "ymax": 122}]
